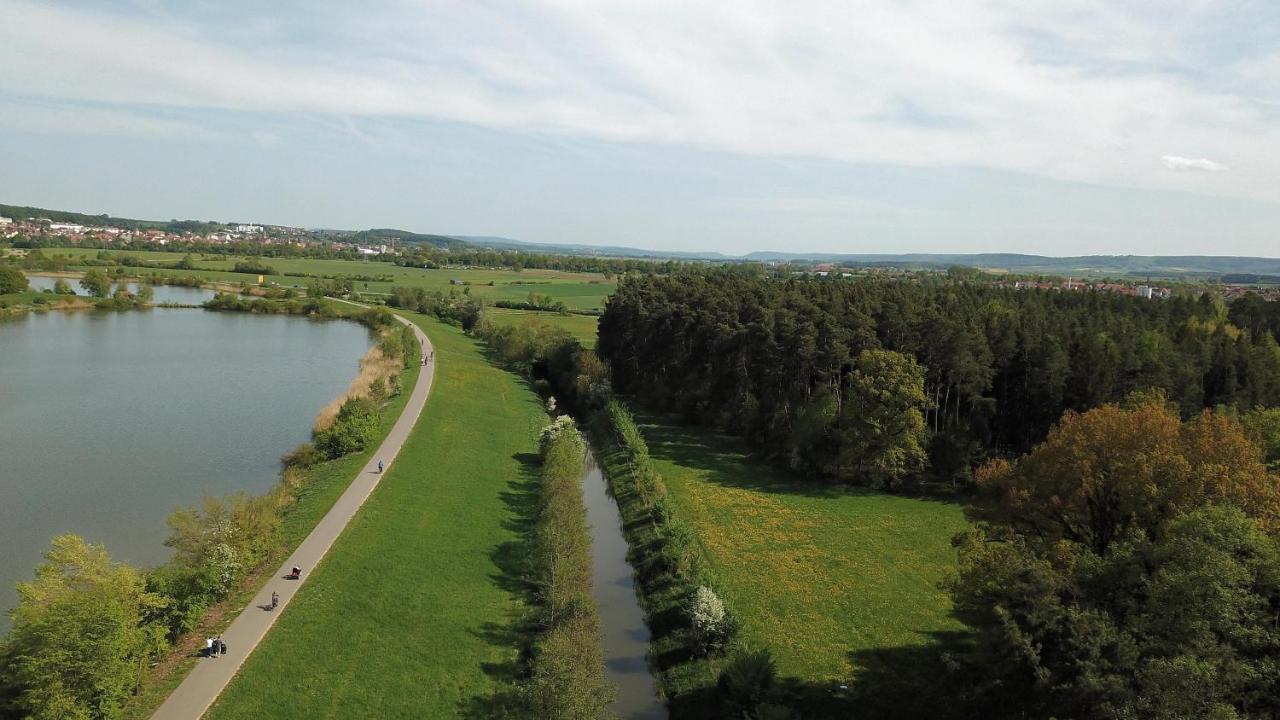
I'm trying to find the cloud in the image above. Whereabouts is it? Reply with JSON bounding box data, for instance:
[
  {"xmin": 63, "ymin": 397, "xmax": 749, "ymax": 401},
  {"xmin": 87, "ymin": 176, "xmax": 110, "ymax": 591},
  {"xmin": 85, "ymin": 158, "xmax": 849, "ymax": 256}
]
[
  {"xmin": 1161, "ymin": 155, "xmax": 1227, "ymax": 172},
  {"xmin": 0, "ymin": 0, "xmax": 1277, "ymax": 201}
]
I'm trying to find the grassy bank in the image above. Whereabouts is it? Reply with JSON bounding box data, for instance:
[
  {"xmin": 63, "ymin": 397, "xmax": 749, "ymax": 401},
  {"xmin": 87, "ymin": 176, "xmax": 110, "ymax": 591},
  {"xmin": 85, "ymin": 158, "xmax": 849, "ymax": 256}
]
[{"xmin": 206, "ymin": 313, "xmax": 548, "ymax": 719}]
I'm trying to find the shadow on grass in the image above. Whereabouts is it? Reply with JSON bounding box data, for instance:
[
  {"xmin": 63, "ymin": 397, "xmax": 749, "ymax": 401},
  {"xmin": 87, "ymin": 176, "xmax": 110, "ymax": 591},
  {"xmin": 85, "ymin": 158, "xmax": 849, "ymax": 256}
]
[
  {"xmin": 635, "ymin": 409, "xmax": 963, "ymax": 508},
  {"xmin": 460, "ymin": 450, "xmax": 543, "ymax": 718},
  {"xmin": 757, "ymin": 630, "xmax": 976, "ymax": 720}
]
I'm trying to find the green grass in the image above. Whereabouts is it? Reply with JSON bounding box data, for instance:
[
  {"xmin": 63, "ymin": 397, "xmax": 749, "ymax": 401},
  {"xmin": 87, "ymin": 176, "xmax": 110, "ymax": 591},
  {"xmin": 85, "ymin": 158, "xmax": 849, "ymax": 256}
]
[
  {"xmin": 635, "ymin": 412, "xmax": 969, "ymax": 684},
  {"xmin": 485, "ymin": 307, "xmax": 600, "ymax": 348},
  {"xmin": 206, "ymin": 313, "xmax": 547, "ymax": 719},
  {"xmin": 40, "ymin": 248, "xmax": 617, "ymax": 311}
]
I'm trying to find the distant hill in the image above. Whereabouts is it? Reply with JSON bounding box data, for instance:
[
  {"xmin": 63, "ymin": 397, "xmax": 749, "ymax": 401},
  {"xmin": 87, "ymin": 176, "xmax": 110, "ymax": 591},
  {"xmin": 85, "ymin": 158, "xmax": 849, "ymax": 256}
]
[
  {"xmin": 448, "ymin": 235, "xmax": 730, "ymax": 260},
  {"xmin": 352, "ymin": 228, "xmax": 467, "ymax": 250},
  {"xmin": 0, "ymin": 203, "xmax": 223, "ymax": 234},
  {"xmin": 737, "ymin": 253, "xmax": 1280, "ymax": 278}
]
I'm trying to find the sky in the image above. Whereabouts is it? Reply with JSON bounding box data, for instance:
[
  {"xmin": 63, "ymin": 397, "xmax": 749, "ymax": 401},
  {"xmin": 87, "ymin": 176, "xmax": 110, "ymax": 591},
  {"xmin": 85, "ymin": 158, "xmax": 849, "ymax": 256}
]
[{"xmin": 1, "ymin": 0, "xmax": 1278, "ymax": 256}]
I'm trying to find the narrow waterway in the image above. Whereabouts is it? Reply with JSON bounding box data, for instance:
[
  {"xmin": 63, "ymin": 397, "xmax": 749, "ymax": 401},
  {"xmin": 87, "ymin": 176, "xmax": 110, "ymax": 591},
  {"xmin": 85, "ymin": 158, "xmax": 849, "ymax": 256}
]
[{"xmin": 581, "ymin": 448, "xmax": 666, "ymax": 719}]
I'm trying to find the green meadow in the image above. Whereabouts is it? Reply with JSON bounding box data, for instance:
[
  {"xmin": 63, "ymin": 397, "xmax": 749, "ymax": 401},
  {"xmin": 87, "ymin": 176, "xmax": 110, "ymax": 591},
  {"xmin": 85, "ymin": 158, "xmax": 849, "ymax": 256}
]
[
  {"xmin": 206, "ymin": 313, "xmax": 546, "ymax": 719},
  {"xmin": 636, "ymin": 411, "xmax": 969, "ymax": 684},
  {"xmin": 485, "ymin": 306, "xmax": 600, "ymax": 347}
]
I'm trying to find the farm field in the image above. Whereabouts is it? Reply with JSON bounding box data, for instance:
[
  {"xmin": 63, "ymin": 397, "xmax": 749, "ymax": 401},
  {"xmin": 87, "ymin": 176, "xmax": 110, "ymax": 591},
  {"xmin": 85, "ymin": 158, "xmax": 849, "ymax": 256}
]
[
  {"xmin": 635, "ymin": 411, "xmax": 969, "ymax": 684},
  {"xmin": 41, "ymin": 248, "xmax": 617, "ymax": 311},
  {"xmin": 485, "ymin": 306, "xmax": 600, "ymax": 347},
  {"xmin": 205, "ymin": 313, "xmax": 546, "ymax": 719}
]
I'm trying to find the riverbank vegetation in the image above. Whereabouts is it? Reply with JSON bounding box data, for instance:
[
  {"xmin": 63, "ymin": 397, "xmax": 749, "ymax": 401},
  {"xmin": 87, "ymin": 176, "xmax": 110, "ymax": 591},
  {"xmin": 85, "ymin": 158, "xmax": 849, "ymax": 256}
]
[{"xmin": 487, "ymin": 416, "xmax": 613, "ymax": 718}]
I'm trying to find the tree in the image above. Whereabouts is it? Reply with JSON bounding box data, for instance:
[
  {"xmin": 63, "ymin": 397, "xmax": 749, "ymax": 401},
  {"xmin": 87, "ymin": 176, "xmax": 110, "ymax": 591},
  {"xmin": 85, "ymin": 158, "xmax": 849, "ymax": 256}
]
[
  {"xmin": 78, "ymin": 270, "xmax": 111, "ymax": 298},
  {"xmin": 977, "ymin": 392, "xmax": 1280, "ymax": 554},
  {"xmin": 1241, "ymin": 406, "xmax": 1280, "ymax": 470},
  {"xmin": 52, "ymin": 278, "xmax": 74, "ymax": 295},
  {"xmin": 0, "ymin": 266, "xmax": 27, "ymax": 294},
  {"xmin": 834, "ymin": 349, "xmax": 929, "ymax": 487},
  {"xmin": 0, "ymin": 535, "xmax": 165, "ymax": 720},
  {"xmin": 949, "ymin": 506, "xmax": 1280, "ymax": 719}
]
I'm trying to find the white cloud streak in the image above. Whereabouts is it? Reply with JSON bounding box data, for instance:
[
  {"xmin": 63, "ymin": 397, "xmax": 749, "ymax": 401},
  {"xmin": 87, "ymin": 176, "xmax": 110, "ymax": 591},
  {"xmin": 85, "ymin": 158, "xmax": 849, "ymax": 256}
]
[
  {"xmin": 0, "ymin": 0, "xmax": 1278, "ymax": 201},
  {"xmin": 1162, "ymin": 155, "xmax": 1227, "ymax": 172}
]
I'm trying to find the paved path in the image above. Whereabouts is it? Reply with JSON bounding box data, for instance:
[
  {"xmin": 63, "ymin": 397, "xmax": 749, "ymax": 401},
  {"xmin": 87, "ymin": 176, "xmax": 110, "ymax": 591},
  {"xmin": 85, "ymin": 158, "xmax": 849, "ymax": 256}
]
[{"xmin": 152, "ymin": 311, "xmax": 434, "ymax": 720}]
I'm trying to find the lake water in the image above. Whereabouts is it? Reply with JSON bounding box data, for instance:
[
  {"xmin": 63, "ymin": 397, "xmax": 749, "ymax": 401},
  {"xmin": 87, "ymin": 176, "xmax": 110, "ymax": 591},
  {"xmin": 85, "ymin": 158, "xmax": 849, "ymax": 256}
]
[
  {"xmin": 24, "ymin": 273, "xmax": 216, "ymax": 304},
  {"xmin": 582, "ymin": 448, "xmax": 666, "ymax": 719},
  {"xmin": 0, "ymin": 309, "xmax": 373, "ymax": 629}
]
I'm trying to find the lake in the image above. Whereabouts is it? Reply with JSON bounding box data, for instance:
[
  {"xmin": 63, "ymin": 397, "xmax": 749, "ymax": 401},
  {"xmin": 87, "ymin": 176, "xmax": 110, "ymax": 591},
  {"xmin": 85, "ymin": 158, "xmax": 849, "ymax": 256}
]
[
  {"xmin": 0, "ymin": 309, "xmax": 373, "ymax": 629},
  {"xmin": 24, "ymin": 273, "xmax": 217, "ymax": 304}
]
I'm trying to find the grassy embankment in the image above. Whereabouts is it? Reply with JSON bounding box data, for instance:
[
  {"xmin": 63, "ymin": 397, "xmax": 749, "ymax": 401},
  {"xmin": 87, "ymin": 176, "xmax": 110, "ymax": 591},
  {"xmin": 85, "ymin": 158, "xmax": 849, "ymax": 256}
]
[
  {"xmin": 600, "ymin": 407, "xmax": 969, "ymax": 715},
  {"xmin": 118, "ymin": 303, "xmax": 417, "ymax": 719},
  {"xmin": 42, "ymin": 248, "xmax": 616, "ymax": 311},
  {"xmin": 206, "ymin": 313, "xmax": 548, "ymax": 719}
]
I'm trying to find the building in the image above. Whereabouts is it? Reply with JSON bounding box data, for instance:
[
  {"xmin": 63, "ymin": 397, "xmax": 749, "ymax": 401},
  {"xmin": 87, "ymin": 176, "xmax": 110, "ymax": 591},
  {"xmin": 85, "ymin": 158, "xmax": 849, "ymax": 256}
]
[
  {"xmin": 1137, "ymin": 285, "xmax": 1153, "ymax": 299},
  {"xmin": 234, "ymin": 224, "xmax": 263, "ymax": 233},
  {"xmin": 0, "ymin": 216, "xmax": 11, "ymax": 225},
  {"xmin": 48, "ymin": 223, "xmax": 85, "ymax": 233}
]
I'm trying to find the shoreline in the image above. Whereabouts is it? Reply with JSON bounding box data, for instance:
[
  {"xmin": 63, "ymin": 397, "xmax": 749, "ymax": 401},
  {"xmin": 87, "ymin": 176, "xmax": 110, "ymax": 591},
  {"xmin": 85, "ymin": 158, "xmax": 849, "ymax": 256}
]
[{"xmin": 119, "ymin": 312, "xmax": 418, "ymax": 719}]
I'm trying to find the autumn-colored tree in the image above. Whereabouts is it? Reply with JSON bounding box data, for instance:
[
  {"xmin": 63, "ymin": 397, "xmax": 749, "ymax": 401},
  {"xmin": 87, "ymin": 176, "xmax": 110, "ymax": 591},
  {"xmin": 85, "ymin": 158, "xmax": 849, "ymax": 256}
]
[{"xmin": 977, "ymin": 391, "xmax": 1280, "ymax": 554}]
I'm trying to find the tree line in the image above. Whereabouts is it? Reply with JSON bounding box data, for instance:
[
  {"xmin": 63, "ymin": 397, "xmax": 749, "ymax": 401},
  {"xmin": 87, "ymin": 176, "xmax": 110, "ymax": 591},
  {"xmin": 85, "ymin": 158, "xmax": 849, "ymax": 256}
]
[{"xmin": 598, "ymin": 272, "xmax": 1280, "ymax": 488}]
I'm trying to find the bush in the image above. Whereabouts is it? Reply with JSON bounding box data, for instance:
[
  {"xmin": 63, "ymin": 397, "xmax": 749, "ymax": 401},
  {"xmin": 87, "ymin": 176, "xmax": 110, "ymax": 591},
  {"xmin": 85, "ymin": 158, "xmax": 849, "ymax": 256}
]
[
  {"xmin": 718, "ymin": 647, "xmax": 781, "ymax": 718},
  {"xmin": 281, "ymin": 442, "xmax": 323, "ymax": 469},
  {"xmin": 0, "ymin": 266, "xmax": 26, "ymax": 294},
  {"xmin": 231, "ymin": 260, "xmax": 277, "ymax": 275},
  {"xmin": 314, "ymin": 397, "xmax": 380, "ymax": 459}
]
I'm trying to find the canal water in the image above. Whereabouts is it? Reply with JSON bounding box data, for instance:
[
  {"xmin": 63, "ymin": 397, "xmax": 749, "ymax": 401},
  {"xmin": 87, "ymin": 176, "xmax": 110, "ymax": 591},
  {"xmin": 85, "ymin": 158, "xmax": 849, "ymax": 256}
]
[
  {"xmin": 24, "ymin": 273, "xmax": 216, "ymax": 304},
  {"xmin": 581, "ymin": 448, "xmax": 666, "ymax": 719},
  {"xmin": 0, "ymin": 309, "xmax": 373, "ymax": 629}
]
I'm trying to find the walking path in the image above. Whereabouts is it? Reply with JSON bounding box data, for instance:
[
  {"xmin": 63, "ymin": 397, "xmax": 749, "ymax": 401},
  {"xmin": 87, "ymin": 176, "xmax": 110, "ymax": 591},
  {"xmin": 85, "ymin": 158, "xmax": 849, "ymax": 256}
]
[{"xmin": 152, "ymin": 310, "xmax": 434, "ymax": 720}]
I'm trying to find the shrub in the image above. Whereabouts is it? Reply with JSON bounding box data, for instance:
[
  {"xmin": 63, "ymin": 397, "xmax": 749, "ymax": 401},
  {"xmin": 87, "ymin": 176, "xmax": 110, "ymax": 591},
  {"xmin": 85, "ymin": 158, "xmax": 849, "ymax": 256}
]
[
  {"xmin": 314, "ymin": 397, "xmax": 380, "ymax": 459},
  {"xmin": 718, "ymin": 647, "xmax": 781, "ymax": 719},
  {"xmin": 0, "ymin": 266, "xmax": 27, "ymax": 294},
  {"xmin": 281, "ymin": 442, "xmax": 323, "ymax": 469}
]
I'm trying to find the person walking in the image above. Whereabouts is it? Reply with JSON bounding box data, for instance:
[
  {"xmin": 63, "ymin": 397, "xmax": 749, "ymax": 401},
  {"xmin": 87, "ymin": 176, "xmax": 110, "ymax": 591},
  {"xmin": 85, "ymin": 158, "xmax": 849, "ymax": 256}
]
[
  {"xmin": 219, "ymin": 639, "xmax": 227, "ymax": 657},
  {"xmin": 270, "ymin": 591, "xmax": 279, "ymax": 610},
  {"xmin": 377, "ymin": 459, "xmax": 384, "ymax": 473},
  {"xmin": 205, "ymin": 637, "xmax": 215, "ymax": 659}
]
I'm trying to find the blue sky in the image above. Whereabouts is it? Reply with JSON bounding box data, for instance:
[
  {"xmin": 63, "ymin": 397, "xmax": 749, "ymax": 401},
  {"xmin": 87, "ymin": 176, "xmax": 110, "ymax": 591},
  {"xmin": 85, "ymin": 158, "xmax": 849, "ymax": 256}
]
[{"xmin": 1, "ymin": 0, "xmax": 1278, "ymax": 256}]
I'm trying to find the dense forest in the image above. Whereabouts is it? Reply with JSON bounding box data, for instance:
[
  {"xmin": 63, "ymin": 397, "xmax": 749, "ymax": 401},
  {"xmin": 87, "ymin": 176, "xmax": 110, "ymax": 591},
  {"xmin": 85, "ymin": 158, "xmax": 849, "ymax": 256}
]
[{"xmin": 599, "ymin": 272, "xmax": 1280, "ymax": 487}]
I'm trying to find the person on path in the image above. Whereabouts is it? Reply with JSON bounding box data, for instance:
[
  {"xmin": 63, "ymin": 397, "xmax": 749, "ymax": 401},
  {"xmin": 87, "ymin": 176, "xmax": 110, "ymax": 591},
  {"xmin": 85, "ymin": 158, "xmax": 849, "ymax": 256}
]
[
  {"xmin": 378, "ymin": 459, "xmax": 384, "ymax": 473},
  {"xmin": 219, "ymin": 639, "xmax": 228, "ymax": 656},
  {"xmin": 291, "ymin": 565, "xmax": 302, "ymax": 579},
  {"xmin": 205, "ymin": 637, "xmax": 214, "ymax": 658},
  {"xmin": 270, "ymin": 591, "xmax": 279, "ymax": 610},
  {"xmin": 211, "ymin": 637, "xmax": 220, "ymax": 659}
]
